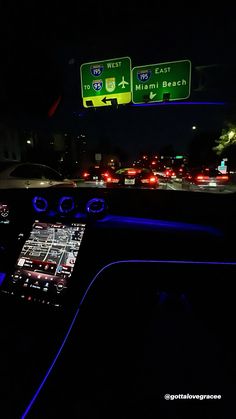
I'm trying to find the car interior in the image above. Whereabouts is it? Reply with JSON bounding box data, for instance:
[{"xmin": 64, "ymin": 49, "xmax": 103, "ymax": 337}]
[
  {"xmin": 1, "ymin": 2, "xmax": 236, "ymax": 418},
  {"xmin": 0, "ymin": 186, "xmax": 235, "ymax": 418}
]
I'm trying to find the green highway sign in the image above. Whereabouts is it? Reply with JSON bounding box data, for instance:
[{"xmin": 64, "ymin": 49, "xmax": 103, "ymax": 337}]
[
  {"xmin": 80, "ymin": 57, "xmax": 132, "ymax": 108},
  {"xmin": 132, "ymin": 60, "xmax": 191, "ymax": 104}
]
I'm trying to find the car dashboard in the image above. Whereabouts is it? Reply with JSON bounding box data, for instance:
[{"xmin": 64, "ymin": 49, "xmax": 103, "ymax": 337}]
[{"xmin": 0, "ymin": 187, "xmax": 235, "ymax": 418}]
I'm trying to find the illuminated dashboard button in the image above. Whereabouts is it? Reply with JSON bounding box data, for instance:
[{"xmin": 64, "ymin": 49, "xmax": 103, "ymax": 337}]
[{"xmin": 56, "ymin": 281, "xmax": 65, "ymax": 292}]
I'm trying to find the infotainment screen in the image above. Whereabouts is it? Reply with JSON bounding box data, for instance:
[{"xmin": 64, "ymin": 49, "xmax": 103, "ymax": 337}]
[{"xmin": 2, "ymin": 220, "xmax": 86, "ymax": 307}]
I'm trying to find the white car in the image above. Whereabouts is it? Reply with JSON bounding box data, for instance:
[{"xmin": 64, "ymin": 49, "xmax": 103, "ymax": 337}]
[{"xmin": 0, "ymin": 162, "xmax": 77, "ymax": 189}]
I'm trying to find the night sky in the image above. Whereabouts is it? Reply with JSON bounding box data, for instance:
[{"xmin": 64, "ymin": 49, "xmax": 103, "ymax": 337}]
[{"xmin": 1, "ymin": 2, "xmax": 236, "ymax": 157}]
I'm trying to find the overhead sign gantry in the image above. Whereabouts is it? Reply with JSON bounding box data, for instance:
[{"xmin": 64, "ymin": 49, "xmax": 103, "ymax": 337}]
[
  {"xmin": 80, "ymin": 57, "xmax": 132, "ymax": 108},
  {"xmin": 131, "ymin": 59, "xmax": 191, "ymax": 104}
]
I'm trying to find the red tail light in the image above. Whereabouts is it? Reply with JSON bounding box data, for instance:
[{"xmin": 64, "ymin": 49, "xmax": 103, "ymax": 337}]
[
  {"xmin": 149, "ymin": 176, "xmax": 158, "ymax": 183},
  {"xmin": 216, "ymin": 175, "xmax": 228, "ymax": 180},
  {"xmin": 196, "ymin": 175, "xmax": 209, "ymax": 180},
  {"xmin": 127, "ymin": 170, "xmax": 136, "ymax": 175},
  {"xmin": 107, "ymin": 177, "xmax": 119, "ymax": 183},
  {"xmin": 83, "ymin": 172, "xmax": 89, "ymax": 178}
]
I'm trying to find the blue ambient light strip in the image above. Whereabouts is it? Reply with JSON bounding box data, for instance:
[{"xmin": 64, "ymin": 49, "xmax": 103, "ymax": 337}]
[
  {"xmin": 21, "ymin": 258, "xmax": 236, "ymax": 418},
  {"xmin": 97, "ymin": 215, "xmax": 222, "ymax": 236},
  {"xmin": 0, "ymin": 272, "xmax": 6, "ymax": 286},
  {"xmin": 132, "ymin": 101, "xmax": 226, "ymax": 107}
]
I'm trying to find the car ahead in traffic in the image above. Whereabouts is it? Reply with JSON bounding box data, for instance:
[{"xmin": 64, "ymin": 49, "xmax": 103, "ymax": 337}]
[
  {"xmin": 106, "ymin": 167, "xmax": 158, "ymax": 188},
  {"xmin": 153, "ymin": 167, "xmax": 177, "ymax": 185},
  {"xmin": 163, "ymin": 167, "xmax": 177, "ymax": 180},
  {"xmin": 82, "ymin": 166, "xmax": 115, "ymax": 183},
  {"xmin": 0, "ymin": 162, "xmax": 77, "ymax": 189},
  {"xmin": 182, "ymin": 167, "xmax": 229, "ymax": 191}
]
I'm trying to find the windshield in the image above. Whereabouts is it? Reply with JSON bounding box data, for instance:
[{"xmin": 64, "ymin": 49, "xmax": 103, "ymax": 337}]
[{"xmin": 1, "ymin": 5, "xmax": 236, "ymax": 193}]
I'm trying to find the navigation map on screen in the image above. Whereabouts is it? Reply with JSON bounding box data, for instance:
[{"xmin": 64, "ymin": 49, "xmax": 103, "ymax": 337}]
[{"xmin": 3, "ymin": 220, "xmax": 86, "ymax": 306}]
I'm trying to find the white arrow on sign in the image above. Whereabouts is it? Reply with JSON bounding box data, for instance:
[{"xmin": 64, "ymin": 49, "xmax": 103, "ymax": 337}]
[{"xmin": 150, "ymin": 92, "xmax": 156, "ymax": 100}]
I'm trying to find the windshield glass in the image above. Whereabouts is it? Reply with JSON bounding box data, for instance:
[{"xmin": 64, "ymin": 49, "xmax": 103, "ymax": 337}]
[{"xmin": 0, "ymin": 5, "xmax": 235, "ymax": 193}]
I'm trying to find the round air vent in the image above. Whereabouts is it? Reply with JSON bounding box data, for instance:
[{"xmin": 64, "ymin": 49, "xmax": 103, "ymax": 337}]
[
  {"xmin": 32, "ymin": 196, "xmax": 48, "ymax": 213},
  {"xmin": 58, "ymin": 196, "xmax": 75, "ymax": 214},
  {"xmin": 86, "ymin": 198, "xmax": 106, "ymax": 217}
]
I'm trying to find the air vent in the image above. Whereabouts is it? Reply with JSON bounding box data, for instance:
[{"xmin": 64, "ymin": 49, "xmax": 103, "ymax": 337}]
[
  {"xmin": 32, "ymin": 196, "xmax": 48, "ymax": 212},
  {"xmin": 86, "ymin": 198, "xmax": 106, "ymax": 217},
  {"xmin": 58, "ymin": 196, "xmax": 75, "ymax": 214}
]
